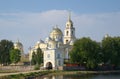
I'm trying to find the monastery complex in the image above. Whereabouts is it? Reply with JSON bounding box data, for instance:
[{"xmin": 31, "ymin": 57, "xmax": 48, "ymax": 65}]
[
  {"xmin": 13, "ymin": 13, "xmax": 76, "ymax": 70},
  {"xmin": 29, "ymin": 13, "xmax": 76, "ymax": 70}
]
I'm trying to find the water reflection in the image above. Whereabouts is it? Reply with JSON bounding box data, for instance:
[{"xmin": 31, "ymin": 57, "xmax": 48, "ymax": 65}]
[
  {"xmin": 36, "ymin": 74, "xmax": 94, "ymax": 79},
  {"xmin": 35, "ymin": 74, "xmax": 120, "ymax": 79}
]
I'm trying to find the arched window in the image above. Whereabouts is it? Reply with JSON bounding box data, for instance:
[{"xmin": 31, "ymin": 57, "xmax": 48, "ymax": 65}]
[
  {"xmin": 66, "ymin": 40, "xmax": 68, "ymax": 43},
  {"xmin": 57, "ymin": 54, "xmax": 60, "ymax": 59},
  {"xmin": 67, "ymin": 24, "xmax": 69, "ymax": 27},
  {"xmin": 66, "ymin": 31, "xmax": 69, "ymax": 36}
]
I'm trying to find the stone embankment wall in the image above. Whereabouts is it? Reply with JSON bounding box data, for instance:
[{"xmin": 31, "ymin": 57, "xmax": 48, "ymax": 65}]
[{"xmin": 0, "ymin": 66, "xmax": 34, "ymax": 72}]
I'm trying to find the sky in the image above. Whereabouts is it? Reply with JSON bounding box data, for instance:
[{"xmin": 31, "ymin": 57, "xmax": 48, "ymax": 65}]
[{"xmin": 0, "ymin": 0, "xmax": 120, "ymax": 53}]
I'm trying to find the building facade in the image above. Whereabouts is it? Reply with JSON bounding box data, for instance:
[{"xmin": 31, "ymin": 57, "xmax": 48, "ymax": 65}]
[{"xmin": 29, "ymin": 13, "xmax": 76, "ymax": 69}]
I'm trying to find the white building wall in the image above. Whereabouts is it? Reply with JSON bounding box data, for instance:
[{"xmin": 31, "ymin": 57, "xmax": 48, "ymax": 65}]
[
  {"xmin": 44, "ymin": 50, "xmax": 55, "ymax": 68},
  {"xmin": 44, "ymin": 49, "xmax": 64, "ymax": 69}
]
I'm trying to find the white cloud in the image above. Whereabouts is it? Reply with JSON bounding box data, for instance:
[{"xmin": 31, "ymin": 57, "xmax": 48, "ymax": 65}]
[{"xmin": 0, "ymin": 10, "xmax": 120, "ymax": 53}]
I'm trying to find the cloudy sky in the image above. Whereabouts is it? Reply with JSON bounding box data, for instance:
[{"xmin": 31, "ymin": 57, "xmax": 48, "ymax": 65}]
[{"xmin": 0, "ymin": 0, "xmax": 120, "ymax": 53}]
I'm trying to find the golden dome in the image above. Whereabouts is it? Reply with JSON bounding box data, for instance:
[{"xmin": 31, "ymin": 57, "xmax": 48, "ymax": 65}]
[
  {"xmin": 14, "ymin": 40, "xmax": 24, "ymax": 53},
  {"xmin": 50, "ymin": 26, "xmax": 63, "ymax": 40},
  {"xmin": 50, "ymin": 27, "xmax": 62, "ymax": 35},
  {"xmin": 14, "ymin": 40, "xmax": 23, "ymax": 47}
]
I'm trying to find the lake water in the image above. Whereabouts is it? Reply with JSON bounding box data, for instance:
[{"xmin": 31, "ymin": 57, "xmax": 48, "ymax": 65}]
[{"xmin": 35, "ymin": 73, "xmax": 120, "ymax": 79}]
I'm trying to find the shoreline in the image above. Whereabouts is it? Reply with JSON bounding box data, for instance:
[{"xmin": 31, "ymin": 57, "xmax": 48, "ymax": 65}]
[
  {"xmin": 47, "ymin": 70, "xmax": 120, "ymax": 76},
  {"xmin": 0, "ymin": 70, "xmax": 120, "ymax": 79}
]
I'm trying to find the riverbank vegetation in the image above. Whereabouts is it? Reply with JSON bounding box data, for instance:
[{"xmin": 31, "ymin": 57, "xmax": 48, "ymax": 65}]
[
  {"xmin": 0, "ymin": 71, "xmax": 52, "ymax": 79},
  {"xmin": 70, "ymin": 36, "xmax": 120, "ymax": 70}
]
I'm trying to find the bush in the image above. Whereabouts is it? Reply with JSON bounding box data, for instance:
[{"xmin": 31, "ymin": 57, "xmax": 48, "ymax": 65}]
[{"xmin": 34, "ymin": 64, "xmax": 40, "ymax": 70}]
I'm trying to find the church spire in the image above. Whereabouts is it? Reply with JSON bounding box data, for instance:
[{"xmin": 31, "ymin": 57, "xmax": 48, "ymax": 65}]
[
  {"xmin": 68, "ymin": 11, "xmax": 71, "ymax": 21},
  {"xmin": 66, "ymin": 11, "xmax": 73, "ymax": 29},
  {"xmin": 64, "ymin": 11, "xmax": 75, "ymax": 44}
]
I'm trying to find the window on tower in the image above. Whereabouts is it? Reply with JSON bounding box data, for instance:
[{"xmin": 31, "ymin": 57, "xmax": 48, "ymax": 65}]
[
  {"xmin": 66, "ymin": 24, "xmax": 69, "ymax": 29},
  {"xmin": 66, "ymin": 40, "xmax": 68, "ymax": 43},
  {"xmin": 67, "ymin": 24, "xmax": 69, "ymax": 27},
  {"xmin": 66, "ymin": 31, "xmax": 69, "ymax": 36}
]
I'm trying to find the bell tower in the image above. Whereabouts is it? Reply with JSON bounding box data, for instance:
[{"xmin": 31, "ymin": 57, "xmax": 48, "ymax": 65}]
[{"xmin": 64, "ymin": 12, "xmax": 76, "ymax": 44}]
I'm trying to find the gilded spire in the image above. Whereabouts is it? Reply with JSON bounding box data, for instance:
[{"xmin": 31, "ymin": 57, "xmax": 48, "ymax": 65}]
[{"xmin": 68, "ymin": 11, "xmax": 71, "ymax": 21}]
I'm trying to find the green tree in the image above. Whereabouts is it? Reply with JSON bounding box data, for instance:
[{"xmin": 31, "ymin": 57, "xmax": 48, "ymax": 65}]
[
  {"xmin": 36, "ymin": 47, "xmax": 43, "ymax": 65},
  {"xmin": 0, "ymin": 40, "xmax": 14, "ymax": 65},
  {"xmin": 31, "ymin": 47, "xmax": 43, "ymax": 65},
  {"xmin": 102, "ymin": 36, "xmax": 120, "ymax": 67},
  {"xmin": 10, "ymin": 49, "xmax": 21, "ymax": 64},
  {"xmin": 70, "ymin": 37, "xmax": 101, "ymax": 69},
  {"xmin": 31, "ymin": 51, "xmax": 36, "ymax": 65}
]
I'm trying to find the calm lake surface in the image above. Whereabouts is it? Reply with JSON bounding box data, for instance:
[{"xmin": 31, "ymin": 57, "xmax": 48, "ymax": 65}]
[{"xmin": 35, "ymin": 73, "xmax": 120, "ymax": 79}]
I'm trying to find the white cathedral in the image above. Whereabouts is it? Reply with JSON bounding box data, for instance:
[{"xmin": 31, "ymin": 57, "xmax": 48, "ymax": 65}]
[{"xmin": 29, "ymin": 13, "xmax": 76, "ymax": 70}]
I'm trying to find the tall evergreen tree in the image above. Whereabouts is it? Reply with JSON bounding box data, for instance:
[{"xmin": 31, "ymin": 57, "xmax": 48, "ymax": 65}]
[
  {"xmin": 36, "ymin": 47, "xmax": 43, "ymax": 65},
  {"xmin": 31, "ymin": 47, "xmax": 43, "ymax": 65},
  {"xmin": 31, "ymin": 51, "xmax": 36, "ymax": 65}
]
